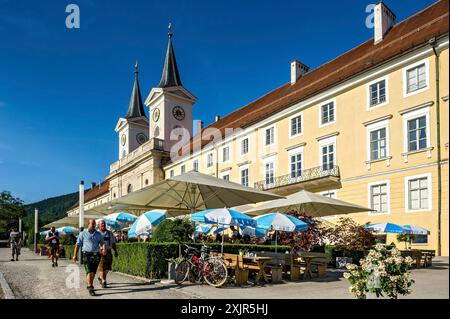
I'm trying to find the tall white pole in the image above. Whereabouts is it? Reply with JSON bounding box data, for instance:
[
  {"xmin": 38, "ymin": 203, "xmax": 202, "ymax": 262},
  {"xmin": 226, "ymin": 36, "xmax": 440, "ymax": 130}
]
[
  {"xmin": 79, "ymin": 181, "xmax": 84, "ymax": 264},
  {"xmin": 18, "ymin": 218, "xmax": 22, "ymax": 233},
  {"xmin": 79, "ymin": 180, "xmax": 85, "ymax": 230},
  {"xmin": 34, "ymin": 208, "xmax": 38, "ymax": 254}
]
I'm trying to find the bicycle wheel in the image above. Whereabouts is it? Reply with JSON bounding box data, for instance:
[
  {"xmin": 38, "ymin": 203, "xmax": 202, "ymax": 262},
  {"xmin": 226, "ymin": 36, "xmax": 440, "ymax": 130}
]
[
  {"xmin": 174, "ymin": 260, "xmax": 190, "ymax": 285},
  {"xmin": 202, "ymin": 258, "xmax": 228, "ymax": 287}
]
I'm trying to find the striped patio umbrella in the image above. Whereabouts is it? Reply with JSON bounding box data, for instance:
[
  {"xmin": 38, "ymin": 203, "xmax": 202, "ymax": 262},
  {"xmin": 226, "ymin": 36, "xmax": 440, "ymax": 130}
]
[
  {"xmin": 104, "ymin": 212, "xmax": 137, "ymax": 224},
  {"xmin": 365, "ymin": 222, "xmax": 405, "ymax": 234},
  {"xmin": 128, "ymin": 210, "xmax": 167, "ymax": 238},
  {"xmin": 56, "ymin": 226, "xmax": 79, "ymax": 236},
  {"xmin": 403, "ymin": 225, "xmax": 430, "ymax": 235},
  {"xmin": 191, "ymin": 208, "xmax": 256, "ymax": 253},
  {"xmin": 254, "ymin": 213, "xmax": 308, "ymax": 252}
]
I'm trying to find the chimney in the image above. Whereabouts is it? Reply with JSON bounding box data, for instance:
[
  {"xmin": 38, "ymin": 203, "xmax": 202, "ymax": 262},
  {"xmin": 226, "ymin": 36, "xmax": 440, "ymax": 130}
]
[
  {"xmin": 91, "ymin": 182, "xmax": 96, "ymax": 189},
  {"xmin": 215, "ymin": 115, "xmax": 221, "ymax": 122},
  {"xmin": 374, "ymin": 2, "xmax": 396, "ymax": 44},
  {"xmin": 193, "ymin": 119, "xmax": 204, "ymax": 136},
  {"xmin": 290, "ymin": 60, "xmax": 309, "ymax": 85}
]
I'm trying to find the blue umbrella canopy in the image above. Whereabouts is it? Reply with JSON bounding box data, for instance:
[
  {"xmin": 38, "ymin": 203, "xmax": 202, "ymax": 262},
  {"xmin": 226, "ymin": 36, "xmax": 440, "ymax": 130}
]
[
  {"xmin": 254, "ymin": 213, "xmax": 308, "ymax": 232},
  {"xmin": 191, "ymin": 208, "xmax": 256, "ymax": 227},
  {"xmin": 57, "ymin": 226, "xmax": 79, "ymax": 236},
  {"xmin": 365, "ymin": 222, "xmax": 405, "ymax": 234},
  {"xmin": 194, "ymin": 223, "xmax": 214, "ymax": 234},
  {"xmin": 104, "ymin": 212, "xmax": 137, "ymax": 224},
  {"xmin": 242, "ymin": 226, "xmax": 267, "ymax": 238},
  {"xmin": 95, "ymin": 218, "xmax": 122, "ymax": 230},
  {"xmin": 403, "ymin": 225, "xmax": 430, "ymax": 235},
  {"xmin": 128, "ymin": 210, "xmax": 167, "ymax": 238}
]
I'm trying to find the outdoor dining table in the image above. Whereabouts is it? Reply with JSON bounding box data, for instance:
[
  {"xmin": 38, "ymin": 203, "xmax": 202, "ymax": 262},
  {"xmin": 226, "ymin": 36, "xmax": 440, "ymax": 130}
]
[
  {"xmin": 242, "ymin": 256, "xmax": 273, "ymax": 283},
  {"xmin": 296, "ymin": 253, "xmax": 318, "ymax": 279}
]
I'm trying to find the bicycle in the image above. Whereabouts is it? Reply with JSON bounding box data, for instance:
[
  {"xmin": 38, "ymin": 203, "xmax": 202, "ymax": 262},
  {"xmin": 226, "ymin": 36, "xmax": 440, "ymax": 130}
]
[{"xmin": 174, "ymin": 244, "xmax": 228, "ymax": 287}]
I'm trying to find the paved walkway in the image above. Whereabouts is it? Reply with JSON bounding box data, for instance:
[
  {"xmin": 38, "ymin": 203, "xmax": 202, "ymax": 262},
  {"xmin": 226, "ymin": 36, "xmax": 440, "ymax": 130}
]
[
  {"xmin": 0, "ymin": 248, "xmax": 189, "ymax": 299},
  {"xmin": 170, "ymin": 257, "xmax": 449, "ymax": 299},
  {"xmin": 0, "ymin": 248, "xmax": 448, "ymax": 299}
]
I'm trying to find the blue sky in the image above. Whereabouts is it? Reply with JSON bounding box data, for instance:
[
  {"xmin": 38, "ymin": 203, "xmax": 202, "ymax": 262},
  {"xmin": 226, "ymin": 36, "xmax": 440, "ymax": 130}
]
[{"xmin": 0, "ymin": 0, "xmax": 436, "ymax": 203}]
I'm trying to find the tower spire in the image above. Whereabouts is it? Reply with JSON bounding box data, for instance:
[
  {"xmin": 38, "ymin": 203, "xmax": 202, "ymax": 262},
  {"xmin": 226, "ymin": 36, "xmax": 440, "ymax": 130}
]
[
  {"xmin": 125, "ymin": 61, "xmax": 146, "ymax": 119},
  {"xmin": 157, "ymin": 23, "xmax": 182, "ymax": 88}
]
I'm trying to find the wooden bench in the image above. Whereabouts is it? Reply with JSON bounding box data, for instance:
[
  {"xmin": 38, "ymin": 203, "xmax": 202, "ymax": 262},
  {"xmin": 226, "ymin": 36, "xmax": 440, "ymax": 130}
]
[
  {"xmin": 222, "ymin": 253, "xmax": 248, "ymax": 286},
  {"xmin": 410, "ymin": 250, "xmax": 435, "ymax": 268},
  {"xmin": 256, "ymin": 251, "xmax": 291, "ymax": 283}
]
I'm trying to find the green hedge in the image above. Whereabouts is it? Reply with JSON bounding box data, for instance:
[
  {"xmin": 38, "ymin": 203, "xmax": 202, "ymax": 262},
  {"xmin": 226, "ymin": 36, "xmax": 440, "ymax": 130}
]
[{"xmin": 112, "ymin": 242, "xmax": 291, "ymax": 279}]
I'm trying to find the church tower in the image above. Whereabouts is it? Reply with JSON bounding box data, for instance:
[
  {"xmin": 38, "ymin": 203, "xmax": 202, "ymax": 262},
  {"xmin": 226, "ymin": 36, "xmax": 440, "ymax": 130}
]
[
  {"xmin": 145, "ymin": 24, "xmax": 197, "ymax": 153},
  {"xmin": 115, "ymin": 62, "xmax": 149, "ymax": 159}
]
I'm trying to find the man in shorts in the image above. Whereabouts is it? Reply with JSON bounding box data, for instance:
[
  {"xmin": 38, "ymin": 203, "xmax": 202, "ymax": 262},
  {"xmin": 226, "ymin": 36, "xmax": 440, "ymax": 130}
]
[
  {"xmin": 97, "ymin": 220, "xmax": 118, "ymax": 288},
  {"xmin": 72, "ymin": 219, "xmax": 106, "ymax": 296},
  {"xmin": 46, "ymin": 226, "xmax": 60, "ymax": 267},
  {"xmin": 9, "ymin": 227, "xmax": 22, "ymax": 261}
]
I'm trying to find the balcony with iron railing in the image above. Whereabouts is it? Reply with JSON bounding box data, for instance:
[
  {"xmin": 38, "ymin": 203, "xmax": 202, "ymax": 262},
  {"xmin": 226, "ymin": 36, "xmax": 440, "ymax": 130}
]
[
  {"xmin": 254, "ymin": 165, "xmax": 341, "ymax": 195},
  {"xmin": 109, "ymin": 138, "xmax": 165, "ymax": 172}
]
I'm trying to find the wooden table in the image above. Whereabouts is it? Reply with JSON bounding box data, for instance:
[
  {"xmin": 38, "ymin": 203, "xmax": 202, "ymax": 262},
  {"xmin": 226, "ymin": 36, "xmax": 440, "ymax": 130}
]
[
  {"xmin": 297, "ymin": 254, "xmax": 318, "ymax": 279},
  {"xmin": 242, "ymin": 256, "xmax": 273, "ymax": 283}
]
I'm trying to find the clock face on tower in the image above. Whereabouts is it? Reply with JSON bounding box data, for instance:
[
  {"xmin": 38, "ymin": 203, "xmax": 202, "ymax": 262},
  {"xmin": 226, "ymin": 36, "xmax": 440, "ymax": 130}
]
[
  {"xmin": 152, "ymin": 108, "xmax": 160, "ymax": 122},
  {"xmin": 172, "ymin": 106, "xmax": 185, "ymax": 121},
  {"xmin": 136, "ymin": 133, "xmax": 148, "ymax": 145},
  {"xmin": 121, "ymin": 134, "xmax": 126, "ymax": 146}
]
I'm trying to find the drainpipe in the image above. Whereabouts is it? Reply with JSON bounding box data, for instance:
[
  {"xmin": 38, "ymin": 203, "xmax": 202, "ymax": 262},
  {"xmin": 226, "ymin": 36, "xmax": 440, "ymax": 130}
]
[{"xmin": 429, "ymin": 37, "xmax": 442, "ymax": 256}]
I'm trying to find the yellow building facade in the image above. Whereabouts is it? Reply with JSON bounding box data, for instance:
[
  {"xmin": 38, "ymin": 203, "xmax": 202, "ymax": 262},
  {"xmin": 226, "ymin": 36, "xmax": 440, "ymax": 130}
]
[{"xmin": 163, "ymin": 3, "xmax": 449, "ymax": 255}]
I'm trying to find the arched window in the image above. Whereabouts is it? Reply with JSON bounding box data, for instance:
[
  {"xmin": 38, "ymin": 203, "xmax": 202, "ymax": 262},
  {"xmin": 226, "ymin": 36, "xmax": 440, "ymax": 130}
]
[
  {"xmin": 127, "ymin": 184, "xmax": 133, "ymax": 194},
  {"xmin": 154, "ymin": 126, "xmax": 160, "ymax": 137},
  {"xmin": 145, "ymin": 179, "xmax": 149, "ymax": 186}
]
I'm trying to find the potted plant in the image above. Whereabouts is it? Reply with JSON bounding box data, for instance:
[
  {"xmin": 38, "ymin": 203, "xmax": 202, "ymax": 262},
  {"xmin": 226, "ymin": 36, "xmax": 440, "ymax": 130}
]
[
  {"xmin": 344, "ymin": 244, "xmax": 415, "ymax": 299},
  {"xmin": 166, "ymin": 256, "xmax": 184, "ymax": 280}
]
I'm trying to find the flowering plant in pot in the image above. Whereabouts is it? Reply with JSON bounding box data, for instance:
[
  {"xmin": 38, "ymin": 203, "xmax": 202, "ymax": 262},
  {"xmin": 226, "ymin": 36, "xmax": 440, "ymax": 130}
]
[{"xmin": 344, "ymin": 244, "xmax": 414, "ymax": 299}]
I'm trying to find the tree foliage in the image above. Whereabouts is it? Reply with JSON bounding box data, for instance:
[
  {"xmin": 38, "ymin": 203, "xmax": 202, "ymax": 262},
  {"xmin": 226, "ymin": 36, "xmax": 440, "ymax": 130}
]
[
  {"xmin": 279, "ymin": 211, "xmax": 333, "ymax": 252},
  {"xmin": 151, "ymin": 218, "xmax": 194, "ymax": 243},
  {"xmin": 0, "ymin": 191, "xmax": 27, "ymax": 232},
  {"xmin": 328, "ymin": 217, "xmax": 376, "ymax": 256}
]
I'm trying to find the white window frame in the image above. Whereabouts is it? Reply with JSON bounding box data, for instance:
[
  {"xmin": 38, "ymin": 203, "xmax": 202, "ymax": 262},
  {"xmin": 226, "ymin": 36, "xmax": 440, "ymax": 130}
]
[
  {"xmin": 193, "ymin": 159, "xmax": 199, "ymax": 172},
  {"xmin": 222, "ymin": 146, "xmax": 231, "ymax": 163},
  {"xmin": 240, "ymin": 136, "xmax": 249, "ymax": 156},
  {"xmin": 206, "ymin": 153, "xmax": 214, "ymax": 168},
  {"xmin": 289, "ymin": 112, "xmax": 303, "ymax": 138},
  {"xmin": 169, "ymin": 170, "xmax": 174, "ymax": 178},
  {"xmin": 239, "ymin": 164, "xmax": 250, "ymax": 187},
  {"xmin": 320, "ymin": 190, "xmax": 338, "ymax": 219},
  {"xmin": 263, "ymin": 155, "xmax": 276, "ymax": 187},
  {"xmin": 263, "ymin": 125, "xmax": 276, "ymax": 147},
  {"xmin": 367, "ymin": 180, "xmax": 391, "ymax": 215},
  {"xmin": 180, "ymin": 165, "xmax": 186, "ymax": 174},
  {"xmin": 288, "ymin": 146, "xmax": 304, "ymax": 182},
  {"xmin": 402, "ymin": 58, "xmax": 430, "ymax": 98},
  {"xmin": 221, "ymin": 168, "xmax": 231, "ymax": 181},
  {"xmin": 319, "ymin": 135, "xmax": 337, "ymax": 171},
  {"xmin": 405, "ymin": 173, "xmax": 432, "ymax": 213},
  {"xmin": 366, "ymin": 119, "xmax": 390, "ymax": 161},
  {"xmin": 366, "ymin": 75, "xmax": 389, "ymax": 110},
  {"xmin": 402, "ymin": 107, "xmax": 431, "ymax": 154},
  {"xmin": 318, "ymin": 98, "xmax": 337, "ymax": 128}
]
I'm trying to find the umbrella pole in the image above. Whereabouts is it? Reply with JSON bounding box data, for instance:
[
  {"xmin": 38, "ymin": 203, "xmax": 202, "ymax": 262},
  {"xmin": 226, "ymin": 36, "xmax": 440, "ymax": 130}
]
[
  {"xmin": 275, "ymin": 231, "xmax": 277, "ymax": 254},
  {"xmin": 221, "ymin": 224, "xmax": 224, "ymax": 255}
]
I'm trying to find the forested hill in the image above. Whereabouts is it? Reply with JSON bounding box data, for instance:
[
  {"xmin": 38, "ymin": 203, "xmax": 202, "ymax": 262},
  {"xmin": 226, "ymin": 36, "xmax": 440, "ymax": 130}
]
[{"xmin": 25, "ymin": 192, "xmax": 78, "ymax": 223}]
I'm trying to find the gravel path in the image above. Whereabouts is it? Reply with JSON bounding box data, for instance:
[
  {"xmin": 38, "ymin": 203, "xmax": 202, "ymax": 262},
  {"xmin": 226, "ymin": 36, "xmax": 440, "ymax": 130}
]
[{"xmin": 0, "ymin": 248, "xmax": 189, "ymax": 299}]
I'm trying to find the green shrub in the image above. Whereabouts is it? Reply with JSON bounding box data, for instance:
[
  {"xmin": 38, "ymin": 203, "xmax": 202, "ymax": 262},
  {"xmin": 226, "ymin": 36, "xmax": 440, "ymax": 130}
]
[{"xmin": 151, "ymin": 218, "xmax": 194, "ymax": 243}]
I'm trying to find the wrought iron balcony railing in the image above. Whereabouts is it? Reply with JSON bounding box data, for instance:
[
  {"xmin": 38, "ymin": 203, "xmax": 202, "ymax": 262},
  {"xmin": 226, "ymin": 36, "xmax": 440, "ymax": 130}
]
[{"xmin": 254, "ymin": 165, "xmax": 340, "ymax": 191}]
